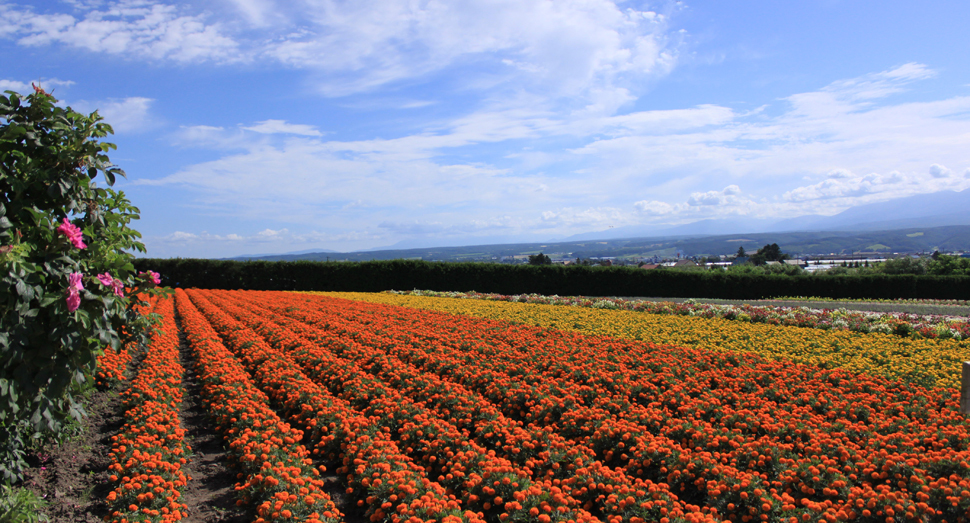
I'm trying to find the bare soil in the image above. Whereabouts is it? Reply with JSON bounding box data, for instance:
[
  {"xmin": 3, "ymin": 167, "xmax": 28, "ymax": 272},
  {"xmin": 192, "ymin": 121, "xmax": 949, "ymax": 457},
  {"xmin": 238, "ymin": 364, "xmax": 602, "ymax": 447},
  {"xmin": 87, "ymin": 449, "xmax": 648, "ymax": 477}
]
[
  {"xmin": 176, "ymin": 312, "xmax": 249, "ymax": 523},
  {"xmin": 21, "ymin": 385, "xmax": 123, "ymax": 522}
]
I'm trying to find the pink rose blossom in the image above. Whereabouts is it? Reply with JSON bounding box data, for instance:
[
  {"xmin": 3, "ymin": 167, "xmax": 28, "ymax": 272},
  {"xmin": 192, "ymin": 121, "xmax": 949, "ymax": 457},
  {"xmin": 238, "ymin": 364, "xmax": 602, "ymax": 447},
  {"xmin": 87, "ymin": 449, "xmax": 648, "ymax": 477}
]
[
  {"xmin": 140, "ymin": 270, "xmax": 161, "ymax": 285},
  {"xmin": 66, "ymin": 272, "xmax": 84, "ymax": 312},
  {"xmin": 66, "ymin": 292, "xmax": 80, "ymax": 312},
  {"xmin": 68, "ymin": 272, "xmax": 84, "ymax": 292},
  {"xmin": 98, "ymin": 272, "xmax": 125, "ymax": 298},
  {"xmin": 56, "ymin": 218, "xmax": 86, "ymax": 250}
]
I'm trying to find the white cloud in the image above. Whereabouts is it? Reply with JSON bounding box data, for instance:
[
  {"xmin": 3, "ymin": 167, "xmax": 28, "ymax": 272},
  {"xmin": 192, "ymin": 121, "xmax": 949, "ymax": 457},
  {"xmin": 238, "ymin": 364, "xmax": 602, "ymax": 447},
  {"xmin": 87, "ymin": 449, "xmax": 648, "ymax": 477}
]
[
  {"xmin": 242, "ymin": 120, "xmax": 323, "ymax": 136},
  {"xmin": 592, "ymin": 104, "xmax": 735, "ymax": 136},
  {"xmin": 268, "ymin": 0, "xmax": 679, "ymax": 97},
  {"xmin": 537, "ymin": 207, "xmax": 627, "ymax": 229},
  {"xmin": 1, "ymin": 1, "xmax": 681, "ymax": 101},
  {"xmin": 783, "ymin": 171, "xmax": 914, "ymax": 203},
  {"xmin": 929, "ymin": 163, "xmax": 951, "ymax": 178},
  {"xmin": 633, "ymin": 200, "xmax": 678, "ymax": 216},
  {"xmin": 687, "ymin": 185, "xmax": 745, "ymax": 206},
  {"xmin": 225, "ymin": 0, "xmax": 280, "ymax": 27},
  {"xmin": 2, "ymin": 1, "xmax": 239, "ymax": 63},
  {"xmin": 255, "ymin": 227, "xmax": 289, "ymax": 240},
  {"xmin": 89, "ymin": 97, "xmax": 154, "ymax": 133},
  {"xmin": 821, "ymin": 62, "xmax": 935, "ymax": 102}
]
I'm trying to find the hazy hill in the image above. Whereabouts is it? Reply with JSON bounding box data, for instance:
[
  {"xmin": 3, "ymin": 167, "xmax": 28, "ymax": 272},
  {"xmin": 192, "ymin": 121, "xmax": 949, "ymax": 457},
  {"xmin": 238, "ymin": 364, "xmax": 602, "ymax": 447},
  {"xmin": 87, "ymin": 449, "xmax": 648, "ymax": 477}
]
[{"xmin": 234, "ymin": 225, "xmax": 970, "ymax": 262}]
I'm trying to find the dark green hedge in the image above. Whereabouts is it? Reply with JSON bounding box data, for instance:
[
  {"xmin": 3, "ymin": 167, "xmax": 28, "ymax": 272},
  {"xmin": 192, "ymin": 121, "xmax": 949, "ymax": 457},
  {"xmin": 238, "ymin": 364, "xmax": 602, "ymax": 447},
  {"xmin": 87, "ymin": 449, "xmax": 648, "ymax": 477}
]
[{"xmin": 133, "ymin": 258, "xmax": 970, "ymax": 300}]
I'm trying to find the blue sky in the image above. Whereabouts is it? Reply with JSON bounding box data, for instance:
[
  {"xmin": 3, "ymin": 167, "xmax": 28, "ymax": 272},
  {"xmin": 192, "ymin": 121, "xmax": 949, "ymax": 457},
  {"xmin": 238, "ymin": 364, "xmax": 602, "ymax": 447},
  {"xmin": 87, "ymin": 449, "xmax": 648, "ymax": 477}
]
[{"xmin": 2, "ymin": 0, "xmax": 969, "ymax": 258}]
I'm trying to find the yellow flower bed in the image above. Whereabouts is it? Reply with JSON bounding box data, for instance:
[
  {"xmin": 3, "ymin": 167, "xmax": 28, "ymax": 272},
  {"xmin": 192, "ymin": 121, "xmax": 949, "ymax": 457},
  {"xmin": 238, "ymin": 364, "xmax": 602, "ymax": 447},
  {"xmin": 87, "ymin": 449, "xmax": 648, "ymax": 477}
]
[{"xmin": 320, "ymin": 291, "xmax": 970, "ymax": 389}]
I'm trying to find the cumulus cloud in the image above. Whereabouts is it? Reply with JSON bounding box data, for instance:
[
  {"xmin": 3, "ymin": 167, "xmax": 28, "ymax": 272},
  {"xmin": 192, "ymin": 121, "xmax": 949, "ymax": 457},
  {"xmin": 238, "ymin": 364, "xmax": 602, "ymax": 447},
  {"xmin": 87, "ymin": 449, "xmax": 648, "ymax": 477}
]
[
  {"xmin": 633, "ymin": 200, "xmax": 678, "ymax": 216},
  {"xmin": 687, "ymin": 185, "xmax": 743, "ymax": 206},
  {"xmin": 783, "ymin": 171, "xmax": 908, "ymax": 203},
  {"xmin": 929, "ymin": 164, "xmax": 951, "ymax": 178}
]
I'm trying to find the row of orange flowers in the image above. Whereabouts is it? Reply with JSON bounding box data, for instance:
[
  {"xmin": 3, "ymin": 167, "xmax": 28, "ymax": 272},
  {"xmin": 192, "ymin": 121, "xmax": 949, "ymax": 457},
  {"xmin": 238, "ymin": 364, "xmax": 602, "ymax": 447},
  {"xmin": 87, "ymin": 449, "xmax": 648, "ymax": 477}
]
[
  {"xmin": 174, "ymin": 290, "xmax": 340, "ymax": 523},
  {"xmin": 242, "ymin": 290, "xmax": 970, "ymax": 523},
  {"xmin": 94, "ymin": 294, "xmax": 156, "ymax": 388},
  {"xmin": 193, "ymin": 288, "xmax": 708, "ymax": 523},
  {"xmin": 179, "ymin": 289, "xmax": 477, "ymax": 523},
  {"xmin": 104, "ymin": 296, "xmax": 190, "ymax": 522},
  {"xmin": 95, "ymin": 339, "xmax": 132, "ymax": 388}
]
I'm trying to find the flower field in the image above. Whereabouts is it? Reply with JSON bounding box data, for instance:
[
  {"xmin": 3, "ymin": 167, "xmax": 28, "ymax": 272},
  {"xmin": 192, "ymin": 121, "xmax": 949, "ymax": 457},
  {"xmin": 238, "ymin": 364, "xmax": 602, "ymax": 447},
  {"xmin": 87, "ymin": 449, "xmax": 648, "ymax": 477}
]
[
  {"xmin": 94, "ymin": 288, "xmax": 970, "ymax": 523},
  {"xmin": 331, "ymin": 292, "xmax": 970, "ymax": 390},
  {"xmin": 383, "ymin": 291, "xmax": 970, "ymax": 342}
]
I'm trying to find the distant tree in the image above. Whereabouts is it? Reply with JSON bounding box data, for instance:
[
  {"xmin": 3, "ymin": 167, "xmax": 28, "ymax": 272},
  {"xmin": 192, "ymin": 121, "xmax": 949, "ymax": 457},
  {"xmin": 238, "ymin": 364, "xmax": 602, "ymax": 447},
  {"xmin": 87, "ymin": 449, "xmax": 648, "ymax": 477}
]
[
  {"xmin": 728, "ymin": 262, "xmax": 802, "ymax": 275},
  {"xmin": 931, "ymin": 250, "xmax": 941, "ymax": 260},
  {"xmin": 928, "ymin": 254, "xmax": 970, "ymax": 275},
  {"xmin": 736, "ymin": 246, "xmax": 746, "ymax": 258},
  {"xmin": 528, "ymin": 252, "xmax": 552, "ymax": 265},
  {"xmin": 874, "ymin": 257, "xmax": 928, "ymax": 275},
  {"xmin": 822, "ymin": 265, "xmax": 849, "ymax": 276},
  {"xmin": 749, "ymin": 243, "xmax": 788, "ymax": 265}
]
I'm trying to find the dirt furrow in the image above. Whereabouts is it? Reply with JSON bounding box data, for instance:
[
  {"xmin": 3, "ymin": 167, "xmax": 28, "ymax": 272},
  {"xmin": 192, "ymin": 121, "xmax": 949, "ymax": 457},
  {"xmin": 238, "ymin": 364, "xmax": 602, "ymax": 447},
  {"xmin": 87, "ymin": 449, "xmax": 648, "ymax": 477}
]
[{"xmin": 175, "ymin": 312, "xmax": 249, "ymax": 523}]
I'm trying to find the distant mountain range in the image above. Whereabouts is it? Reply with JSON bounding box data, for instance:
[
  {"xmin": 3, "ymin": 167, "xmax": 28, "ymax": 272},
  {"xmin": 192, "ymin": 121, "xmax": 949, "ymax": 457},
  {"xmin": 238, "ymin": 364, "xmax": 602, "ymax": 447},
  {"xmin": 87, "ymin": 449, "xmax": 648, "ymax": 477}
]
[
  {"xmin": 566, "ymin": 188, "xmax": 970, "ymax": 241},
  {"xmin": 231, "ymin": 189, "xmax": 970, "ymax": 262}
]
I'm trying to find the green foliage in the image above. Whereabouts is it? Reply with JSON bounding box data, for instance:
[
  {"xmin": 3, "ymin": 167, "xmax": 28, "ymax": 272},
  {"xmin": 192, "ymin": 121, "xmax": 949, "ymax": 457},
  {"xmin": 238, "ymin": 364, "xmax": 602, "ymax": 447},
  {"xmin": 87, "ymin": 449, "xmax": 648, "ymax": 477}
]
[
  {"xmin": 0, "ymin": 86, "xmax": 162, "ymax": 481},
  {"xmin": 0, "ymin": 484, "xmax": 48, "ymax": 523},
  {"xmin": 872, "ymin": 256, "xmax": 929, "ymax": 275},
  {"xmin": 927, "ymin": 254, "xmax": 970, "ymax": 275},
  {"xmin": 728, "ymin": 262, "xmax": 803, "ymax": 276},
  {"xmin": 528, "ymin": 252, "xmax": 552, "ymax": 265}
]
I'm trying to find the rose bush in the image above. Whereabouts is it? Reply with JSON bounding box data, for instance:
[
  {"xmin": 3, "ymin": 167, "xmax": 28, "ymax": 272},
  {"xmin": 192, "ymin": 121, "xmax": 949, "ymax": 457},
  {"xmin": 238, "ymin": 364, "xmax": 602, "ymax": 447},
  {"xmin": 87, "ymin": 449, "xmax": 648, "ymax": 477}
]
[{"xmin": 0, "ymin": 86, "xmax": 163, "ymax": 480}]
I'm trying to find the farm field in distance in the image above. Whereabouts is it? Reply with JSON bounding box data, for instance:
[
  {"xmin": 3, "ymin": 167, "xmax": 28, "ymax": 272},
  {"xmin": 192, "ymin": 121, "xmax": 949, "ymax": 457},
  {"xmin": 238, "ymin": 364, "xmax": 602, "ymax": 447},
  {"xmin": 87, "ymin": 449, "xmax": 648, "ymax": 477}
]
[
  {"xmin": 330, "ymin": 291, "xmax": 970, "ymax": 389},
  {"xmin": 66, "ymin": 289, "xmax": 970, "ymax": 523}
]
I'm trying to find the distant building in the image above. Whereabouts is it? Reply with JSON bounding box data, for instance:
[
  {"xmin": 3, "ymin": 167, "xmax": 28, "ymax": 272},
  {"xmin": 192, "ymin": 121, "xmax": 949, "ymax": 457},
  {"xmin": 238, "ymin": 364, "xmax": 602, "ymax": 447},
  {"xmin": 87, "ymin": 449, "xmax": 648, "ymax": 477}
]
[{"xmin": 640, "ymin": 264, "xmax": 659, "ymax": 270}]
